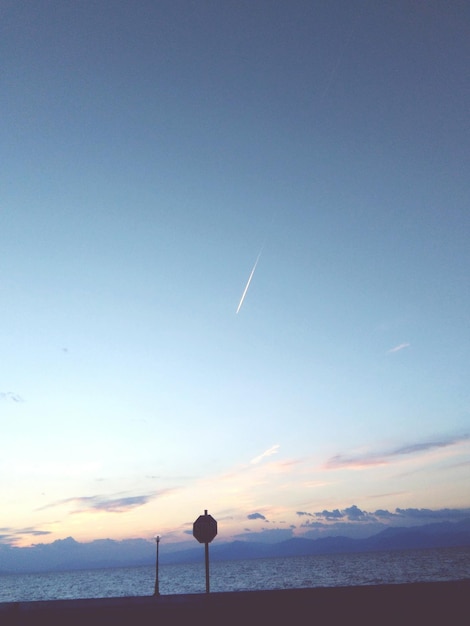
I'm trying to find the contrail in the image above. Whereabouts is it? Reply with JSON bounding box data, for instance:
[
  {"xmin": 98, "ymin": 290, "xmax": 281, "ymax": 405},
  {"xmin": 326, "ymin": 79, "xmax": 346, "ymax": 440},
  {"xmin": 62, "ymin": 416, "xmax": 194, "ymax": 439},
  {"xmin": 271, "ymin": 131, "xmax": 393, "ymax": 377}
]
[
  {"xmin": 318, "ymin": 6, "xmax": 363, "ymax": 103},
  {"xmin": 236, "ymin": 250, "xmax": 262, "ymax": 314}
]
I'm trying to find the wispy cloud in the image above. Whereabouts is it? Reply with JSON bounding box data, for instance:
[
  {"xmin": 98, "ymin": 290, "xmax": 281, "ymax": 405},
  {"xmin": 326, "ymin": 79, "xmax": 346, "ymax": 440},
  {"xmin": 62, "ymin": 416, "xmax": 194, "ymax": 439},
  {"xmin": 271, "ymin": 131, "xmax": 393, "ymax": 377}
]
[
  {"xmin": 0, "ymin": 391, "xmax": 23, "ymax": 402},
  {"xmin": 250, "ymin": 444, "xmax": 280, "ymax": 465},
  {"xmin": 388, "ymin": 342, "xmax": 410, "ymax": 353},
  {"xmin": 39, "ymin": 489, "xmax": 176, "ymax": 514},
  {"xmin": 0, "ymin": 526, "xmax": 51, "ymax": 545},
  {"xmin": 325, "ymin": 434, "xmax": 470, "ymax": 470}
]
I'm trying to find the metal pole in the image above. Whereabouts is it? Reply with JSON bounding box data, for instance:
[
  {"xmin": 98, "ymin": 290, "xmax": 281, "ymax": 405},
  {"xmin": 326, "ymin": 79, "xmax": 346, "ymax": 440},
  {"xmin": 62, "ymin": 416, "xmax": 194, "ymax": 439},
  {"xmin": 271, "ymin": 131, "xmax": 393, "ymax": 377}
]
[
  {"xmin": 154, "ymin": 536, "xmax": 160, "ymax": 596},
  {"xmin": 205, "ymin": 541, "xmax": 210, "ymax": 593}
]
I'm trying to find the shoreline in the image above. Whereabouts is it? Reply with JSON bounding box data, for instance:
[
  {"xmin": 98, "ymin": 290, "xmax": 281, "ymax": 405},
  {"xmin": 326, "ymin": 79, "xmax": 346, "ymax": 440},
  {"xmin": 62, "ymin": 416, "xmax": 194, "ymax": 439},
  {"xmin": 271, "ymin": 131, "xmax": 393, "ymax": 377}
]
[{"xmin": 1, "ymin": 579, "xmax": 469, "ymax": 625}]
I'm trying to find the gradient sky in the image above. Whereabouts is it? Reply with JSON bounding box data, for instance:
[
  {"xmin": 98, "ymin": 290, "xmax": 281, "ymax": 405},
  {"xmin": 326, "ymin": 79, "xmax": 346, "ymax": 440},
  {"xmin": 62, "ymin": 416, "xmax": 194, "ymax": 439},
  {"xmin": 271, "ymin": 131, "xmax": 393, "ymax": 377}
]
[{"xmin": 1, "ymin": 1, "xmax": 469, "ymax": 549}]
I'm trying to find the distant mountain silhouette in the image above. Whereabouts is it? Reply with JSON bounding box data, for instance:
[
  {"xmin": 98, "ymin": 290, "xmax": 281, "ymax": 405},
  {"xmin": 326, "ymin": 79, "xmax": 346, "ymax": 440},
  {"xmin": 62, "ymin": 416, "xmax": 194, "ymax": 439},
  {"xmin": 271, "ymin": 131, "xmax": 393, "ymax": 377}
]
[
  {"xmin": 1, "ymin": 519, "xmax": 469, "ymax": 573},
  {"xmin": 0, "ymin": 537, "xmax": 153, "ymax": 574},
  {"xmin": 363, "ymin": 519, "xmax": 470, "ymax": 552},
  {"xmin": 169, "ymin": 519, "xmax": 470, "ymax": 564}
]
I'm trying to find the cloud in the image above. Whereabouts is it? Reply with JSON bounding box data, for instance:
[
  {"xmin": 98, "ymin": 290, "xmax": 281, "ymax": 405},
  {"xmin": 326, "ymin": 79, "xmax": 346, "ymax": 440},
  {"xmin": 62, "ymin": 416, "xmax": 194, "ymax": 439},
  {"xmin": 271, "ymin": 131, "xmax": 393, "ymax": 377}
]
[
  {"xmin": 300, "ymin": 518, "xmax": 382, "ymax": 539},
  {"xmin": 296, "ymin": 511, "xmax": 313, "ymax": 517},
  {"xmin": 312, "ymin": 505, "xmax": 470, "ymax": 525},
  {"xmin": 316, "ymin": 508, "xmax": 344, "ymax": 520},
  {"xmin": 78, "ymin": 495, "xmax": 152, "ymax": 513},
  {"xmin": 247, "ymin": 513, "xmax": 266, "ymax": 521},
  {"xmin": 0, "ymin": 527, "xmax": 51, "ymax": 546},
  {"xmin": 0, "ymin": 391, "xmax": 23, "ymax": 402},
  {"xmin": 395, "ymin": 507, "xmax": 470, "ymax": 522},
  {"xmin": 373, "ymin": 508, "xmax": 402, "ymax": 519},
  {"xmin": 368, "ymin": 491, "xmax": 406, "ymax": 501},
  {"xmin": 250, "ymin": 444, "xmax": 280, "ymax": 465},
  {"xmin": 341, "ymin": 505, "xmax": 380, "ymax": 522},
  {"xmin": 325, "ymin": 434, "xmax": 470, "ymax": 470},
  {"xmin": 40, "ymin": 490, "xmax": 174, "ymax": 514},
  {"xmin": 297, "ymin": 505, "xmax": 470, "ymax": 541},
  {"xmin": 393, "ymin": 438, "xmax": 468, "ymax": 455},
  {"xmin": 388, "ymin": 342, "xmax": 410, "ymax": 353}
]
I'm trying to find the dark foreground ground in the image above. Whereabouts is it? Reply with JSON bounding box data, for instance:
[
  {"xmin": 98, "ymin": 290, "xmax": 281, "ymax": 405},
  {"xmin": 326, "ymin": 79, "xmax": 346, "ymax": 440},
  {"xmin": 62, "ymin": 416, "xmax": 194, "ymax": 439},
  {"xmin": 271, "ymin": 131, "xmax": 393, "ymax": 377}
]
[{"xmin": 1, "ymin": 580, "xmax": 469, "ymax": 626}]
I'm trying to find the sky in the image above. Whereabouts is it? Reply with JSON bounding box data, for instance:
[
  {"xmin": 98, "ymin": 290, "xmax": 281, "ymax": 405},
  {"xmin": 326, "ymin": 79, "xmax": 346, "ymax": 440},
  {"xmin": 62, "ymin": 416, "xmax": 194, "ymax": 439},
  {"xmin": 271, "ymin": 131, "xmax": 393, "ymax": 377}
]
[{"xmin": 1, "ymin": 0, "xmax": 469, "ymax": 551}]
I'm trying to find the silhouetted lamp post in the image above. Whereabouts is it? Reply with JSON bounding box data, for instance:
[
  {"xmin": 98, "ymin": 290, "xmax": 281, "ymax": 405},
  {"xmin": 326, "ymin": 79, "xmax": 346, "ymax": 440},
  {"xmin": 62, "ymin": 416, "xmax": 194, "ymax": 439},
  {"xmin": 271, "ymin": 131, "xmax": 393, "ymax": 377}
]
[{"xmin": 154, "ymin": 535, "xmax": 160, "ymax": 596}]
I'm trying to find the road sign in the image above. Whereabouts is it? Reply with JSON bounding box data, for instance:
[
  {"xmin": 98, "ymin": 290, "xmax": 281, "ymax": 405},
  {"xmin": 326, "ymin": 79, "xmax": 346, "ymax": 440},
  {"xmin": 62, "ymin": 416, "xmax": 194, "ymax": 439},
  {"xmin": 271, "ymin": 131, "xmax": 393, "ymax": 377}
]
[
  {"xmin": 193, "ymin": 510, "xmax": 218, "ymax": 544},
  {"xmin": 193, "ymin": 510, "xmax": 218, "ymax": 593}
]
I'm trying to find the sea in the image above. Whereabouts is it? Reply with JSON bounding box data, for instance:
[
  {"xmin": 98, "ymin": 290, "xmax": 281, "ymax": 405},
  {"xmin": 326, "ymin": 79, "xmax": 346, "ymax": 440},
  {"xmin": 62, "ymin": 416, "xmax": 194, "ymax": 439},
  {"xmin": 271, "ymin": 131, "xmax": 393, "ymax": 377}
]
[{"xmin": 1, "ymin": 546, "xmax": 470, "ymax": 604}]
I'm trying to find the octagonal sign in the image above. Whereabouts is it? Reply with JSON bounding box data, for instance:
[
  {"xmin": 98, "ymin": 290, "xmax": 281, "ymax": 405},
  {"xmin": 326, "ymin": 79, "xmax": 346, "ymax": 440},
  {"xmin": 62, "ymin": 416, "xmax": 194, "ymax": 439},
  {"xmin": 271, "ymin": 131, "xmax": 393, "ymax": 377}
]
[{"xmin": 193, "ymin": 510, "xmax": 218, "ymax": 544}]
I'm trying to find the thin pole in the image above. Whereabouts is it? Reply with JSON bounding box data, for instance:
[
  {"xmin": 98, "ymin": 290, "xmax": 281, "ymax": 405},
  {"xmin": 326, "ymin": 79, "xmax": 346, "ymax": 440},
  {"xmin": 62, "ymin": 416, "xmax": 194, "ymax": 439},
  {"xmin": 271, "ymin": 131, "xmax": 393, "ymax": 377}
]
[
  {"xmin": 154, "ymin": 536, "xmax": 160, "ymax": 596},
  {"xmin": 205, "ymin": 541, "xmax": 210, "ymax": 593}
]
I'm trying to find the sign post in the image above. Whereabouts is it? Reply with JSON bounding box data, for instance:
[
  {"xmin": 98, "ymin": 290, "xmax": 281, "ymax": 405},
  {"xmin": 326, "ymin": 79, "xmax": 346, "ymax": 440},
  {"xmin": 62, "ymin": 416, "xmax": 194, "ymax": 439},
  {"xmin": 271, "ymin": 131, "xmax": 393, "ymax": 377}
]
[
  {"xmin": 153, "ymin": 535, "xmax": 160, "ymax": 596},
  {"xmin": 193, "ymin": 509, "xmax": 218, "ymax": 593}
]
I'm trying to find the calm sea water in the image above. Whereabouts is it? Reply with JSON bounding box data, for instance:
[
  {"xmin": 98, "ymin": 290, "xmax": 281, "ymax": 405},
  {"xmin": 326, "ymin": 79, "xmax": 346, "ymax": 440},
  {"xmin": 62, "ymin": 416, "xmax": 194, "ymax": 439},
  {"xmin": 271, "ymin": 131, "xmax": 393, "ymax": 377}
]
[{"xmin": 1, "ymin": 546, "xmax": 469, "ymax": 604}]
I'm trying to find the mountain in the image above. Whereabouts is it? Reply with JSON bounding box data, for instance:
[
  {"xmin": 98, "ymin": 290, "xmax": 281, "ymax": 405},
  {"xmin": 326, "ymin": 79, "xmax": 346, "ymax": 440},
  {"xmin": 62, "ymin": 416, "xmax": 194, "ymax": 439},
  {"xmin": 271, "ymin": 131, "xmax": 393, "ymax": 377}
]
[
  {"xmin": 0, "ymin": 537, "xmax": 155, "ymax": 574},
  {"xmin": 158, "ymin": 519, "xmax": 470, "ymax": 564},
  {"xmin": 1, "ymin": 519, "xmax": 469, "ymax": 574},
  {"xmin": 171, "ymin": 519, "xmax": 470, "ymax": 564},
  {"xmin": 363, "ymin": 518, "xmax": 470, "ymax": 551}
]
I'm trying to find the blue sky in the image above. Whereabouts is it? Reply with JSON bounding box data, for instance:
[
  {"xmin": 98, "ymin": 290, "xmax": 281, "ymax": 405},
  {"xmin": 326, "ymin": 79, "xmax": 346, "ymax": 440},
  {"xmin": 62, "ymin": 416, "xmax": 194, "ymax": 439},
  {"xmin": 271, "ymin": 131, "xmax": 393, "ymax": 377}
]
[{"xmin": 1, "ymin": 1, "xmax": 469, "ymax": 549}]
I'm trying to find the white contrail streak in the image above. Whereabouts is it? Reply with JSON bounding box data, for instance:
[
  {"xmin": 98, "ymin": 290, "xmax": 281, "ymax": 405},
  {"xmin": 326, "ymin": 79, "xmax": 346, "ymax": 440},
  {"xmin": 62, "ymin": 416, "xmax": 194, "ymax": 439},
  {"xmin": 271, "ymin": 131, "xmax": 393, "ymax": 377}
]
[{"xmin": 236, "ymin": 250, "xmax": 262, "ymax": 314}]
